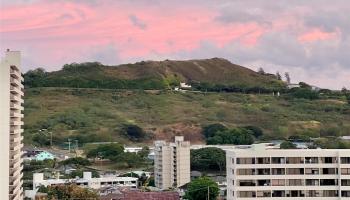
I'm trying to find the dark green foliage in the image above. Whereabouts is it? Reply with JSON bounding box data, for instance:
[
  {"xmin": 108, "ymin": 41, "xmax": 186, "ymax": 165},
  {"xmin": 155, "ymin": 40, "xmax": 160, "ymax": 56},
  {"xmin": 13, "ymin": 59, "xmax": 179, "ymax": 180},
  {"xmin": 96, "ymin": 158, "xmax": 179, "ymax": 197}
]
[
  {"xmin": 243, "ymin": 125, "xmax": 264, "ymax": 138},
  {"xmin": 68, "ymin": 170, "xmax": 99, "ymax": 179},
  {"xmin": 185, "ymin": 177, "xmax": 219, "ymax": 200},
  {"xmin": 346, "ymin": 94, "xmax": 350, "ymax": 104},
  {"xmin": 191, "ymin": 147, "xmax": 226, "ymax": 172},
  {"xmin": 207, "ymin": 128, "xmax": 255, "ymax": 145},
  {"xmin": 280, "ymin": 141, "xmax": 297, "ymax": 149},
  {"xmin": 122, "ymin": 124, "xmax": 146, "ymax": 141},
  {"xmin": 312, "ymin": 137, "xmax": 350, "ymax": 149},
  {"xmin": 290, "ymin": 88, "xmax": 319, "ymax": 100},
  {"xmin": 202, "ymin": 123, "xmax": 227, "ymax": 138},
  {"xmin": 37, "ymin": 184, "xmax": 98, "ymax": 199},
  {"xmin": 86, "ymin": 143, "xmax": 124, "ymax": 159},
  {"xmin": 138, "ymin": 146, "xmax": 150, "ymax": 159},
  {"xmin": 60, "ymin": 157, "xmax": 90, "ymax": 167},
  {"xmin": 110, "ymin": 152, "xmax": 144, "ymax": 168}
]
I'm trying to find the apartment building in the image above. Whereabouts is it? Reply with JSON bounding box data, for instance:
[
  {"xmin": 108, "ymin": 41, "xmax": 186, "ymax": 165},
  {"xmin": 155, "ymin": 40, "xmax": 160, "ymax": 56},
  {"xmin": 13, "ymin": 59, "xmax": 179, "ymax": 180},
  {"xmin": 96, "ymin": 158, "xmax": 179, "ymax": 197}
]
[
  {"xmin": 0, "ymin": 50, "xmax": 24, "ymax": 200},
  {"xmin": 154, "ymin": 136, "xmax": 190, "ymax": 189},
  {"xmin": 226, "ymin": 144, "xmax": 350, "ymax": 200},
  {"xmin": 25, "ymin": 172, "xmax": 138, "ymax": 199}
]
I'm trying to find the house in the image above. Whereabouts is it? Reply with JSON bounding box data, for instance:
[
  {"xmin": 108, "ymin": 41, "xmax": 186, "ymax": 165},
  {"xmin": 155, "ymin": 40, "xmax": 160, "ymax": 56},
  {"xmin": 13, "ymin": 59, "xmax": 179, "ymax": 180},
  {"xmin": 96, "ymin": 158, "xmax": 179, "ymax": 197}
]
[
  {"xmin": 287, "ymin": 83, "xmax": 300, "ymax": 89},
  {"xmin": 35, "ymin": 151, "xmax": 55, "ymax": 161},
  {"xmin": 180, "ymin": 82, "xmax": 191, "ymax": 89}
]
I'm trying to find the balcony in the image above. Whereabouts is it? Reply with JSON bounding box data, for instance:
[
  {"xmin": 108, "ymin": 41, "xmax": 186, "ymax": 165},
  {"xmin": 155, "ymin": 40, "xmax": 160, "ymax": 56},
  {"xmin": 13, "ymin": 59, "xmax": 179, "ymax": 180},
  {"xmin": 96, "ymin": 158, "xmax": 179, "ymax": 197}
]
[
  {"xmin": 10, "ymin": 120, "xmax": 24, "ymax": 126},
  {"xmin": 10, "ymin": 77, "xmax": 22, "ymax": 87},
  {"xmin": 10, "ymin": 102, "xmax": 23, "ymax": 111},
  {"xmin": 10, "ymin": 111, "xmax": 24, "ymax": 119},
  {"xmin": 10, "ymin": 94, "xmax": 24, "ymax": 104},
  {"xmin": 10, "ymin": 85, "xmax": 24, "ymax": 96}
]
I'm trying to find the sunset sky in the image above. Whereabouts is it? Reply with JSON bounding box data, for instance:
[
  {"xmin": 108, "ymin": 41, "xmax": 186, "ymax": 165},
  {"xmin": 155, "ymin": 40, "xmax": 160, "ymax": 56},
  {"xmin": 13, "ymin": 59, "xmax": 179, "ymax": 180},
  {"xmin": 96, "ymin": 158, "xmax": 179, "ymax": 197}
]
[{"xmin": 1, "ymin": 0, "xmax": 349, "ymax": 89}]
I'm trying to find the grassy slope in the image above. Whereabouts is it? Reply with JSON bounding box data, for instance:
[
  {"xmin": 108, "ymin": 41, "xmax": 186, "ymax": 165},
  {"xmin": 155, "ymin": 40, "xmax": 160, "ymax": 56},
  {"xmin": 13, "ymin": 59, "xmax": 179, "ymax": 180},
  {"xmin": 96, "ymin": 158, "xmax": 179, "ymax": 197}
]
[
  {"xmin": 32, "ymin": 58, "xmax": 284, "ymax": 89},
  {"xmin": 24, "ymin": 88, "xmax": 350, "ymax": 145}
]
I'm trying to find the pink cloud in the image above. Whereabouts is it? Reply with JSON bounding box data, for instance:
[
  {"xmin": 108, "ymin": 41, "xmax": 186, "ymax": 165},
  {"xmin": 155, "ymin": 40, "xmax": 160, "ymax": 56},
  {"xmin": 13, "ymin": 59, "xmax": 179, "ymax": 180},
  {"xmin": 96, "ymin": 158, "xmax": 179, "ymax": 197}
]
[
  {"xmin": 298, "ymin": 29, "xmax": 338, "ymax": 43},
  {"xmin": 1, "ymin": 0, "xmax": 270, "ymax": 62}
]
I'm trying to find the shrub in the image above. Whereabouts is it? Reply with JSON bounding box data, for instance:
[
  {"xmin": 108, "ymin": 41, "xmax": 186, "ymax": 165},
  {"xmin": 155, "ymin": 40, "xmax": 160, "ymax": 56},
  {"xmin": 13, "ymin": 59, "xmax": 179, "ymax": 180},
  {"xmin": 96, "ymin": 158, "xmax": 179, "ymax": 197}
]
[{"xmin": 202, "ymin": 123, "xmax": 227, "ymax": 138}]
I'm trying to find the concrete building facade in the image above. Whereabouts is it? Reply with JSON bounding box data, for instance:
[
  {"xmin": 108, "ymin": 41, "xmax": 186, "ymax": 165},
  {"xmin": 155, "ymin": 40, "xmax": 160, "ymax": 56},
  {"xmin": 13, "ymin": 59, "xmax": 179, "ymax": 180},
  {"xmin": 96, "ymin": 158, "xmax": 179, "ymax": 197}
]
[
  {"xmin": 25, "ymin": 172, "xmax": 138, "ymax": 199},
  {"xmin": 0, "ymin": 50, "xmax": 24, "ymax": 200},
  {"xmin": 154, "ymin": 136, "xmax": 190, "ymax": 189},
  {"xmin": 226, "ymin": 144, "xmax": 350, "ymax": 200}
]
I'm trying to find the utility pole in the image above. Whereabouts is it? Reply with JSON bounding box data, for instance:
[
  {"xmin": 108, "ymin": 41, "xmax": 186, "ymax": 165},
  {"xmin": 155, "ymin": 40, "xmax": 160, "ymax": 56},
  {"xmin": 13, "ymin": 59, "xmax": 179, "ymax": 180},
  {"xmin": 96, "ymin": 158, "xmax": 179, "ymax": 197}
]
[
  {"xmin": 68, "ymin": 139, "xmax": 71, "ymax": 153},
  {"xmin": 50, "ymin": 132, "xmax": 53, "ymax": 148},
  {"xmin": 207, "ymin": 186, "xmax": 210, "ymax": 200},
  {"xmin": 75, "ymin": 140, "xmax": 78, "ymax": 150}
]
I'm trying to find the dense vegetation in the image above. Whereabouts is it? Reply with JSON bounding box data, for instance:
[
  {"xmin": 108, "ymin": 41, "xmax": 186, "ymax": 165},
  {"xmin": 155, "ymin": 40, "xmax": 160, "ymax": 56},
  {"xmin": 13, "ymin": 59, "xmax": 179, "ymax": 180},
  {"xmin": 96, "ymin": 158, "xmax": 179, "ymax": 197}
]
[
  {"xmin": 37, "ymin": 184, "xmax": 98, "ymax": 200},
  {"xmin": 23, "ymin": 87, "xmax": 350, "ymax": 146},
  {"xmin": 85, "ymin": 144, "xmax": 150, "ymax": 168},
  {"xmin": 185, "ymin": 177, "xmax": 219, "ymax": 200},
  {"xmin": 191, "ymin": 147, "xmax": 226, "ymax": 172},
  {"xmin": 24, "ymin": 58, "xmax": 286, "ymax": 91}
]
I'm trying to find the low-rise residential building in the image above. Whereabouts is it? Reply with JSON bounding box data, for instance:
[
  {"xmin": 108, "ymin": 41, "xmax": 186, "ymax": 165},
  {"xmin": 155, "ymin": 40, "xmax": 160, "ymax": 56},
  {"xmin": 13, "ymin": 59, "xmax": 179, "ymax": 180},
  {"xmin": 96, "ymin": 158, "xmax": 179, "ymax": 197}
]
[
  {"xmin": 154, "ymin": 136, "xmax": 190, "ymax": 189},
  {"xmin": 25, "ymin": 172, "xmax": 138, "ymax": 199},
  {"xmin": 35, "ymin": 151, "xmax": 55, "ymax": 161},
  {"xmin": 226, "ymin": 143, "xmax": 350, "ymax": 200}
]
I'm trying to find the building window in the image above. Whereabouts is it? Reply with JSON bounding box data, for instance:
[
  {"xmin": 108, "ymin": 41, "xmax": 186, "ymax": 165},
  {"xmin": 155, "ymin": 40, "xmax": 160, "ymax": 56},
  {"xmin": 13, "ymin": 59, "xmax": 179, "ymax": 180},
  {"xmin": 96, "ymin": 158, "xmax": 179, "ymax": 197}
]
[
  {"xmin": 287, "ymin": 168, "xmax": 304, "ymax": 175},
  {"xmin": 257, "ymin": 168, "xmax": 270, "ymax": 175},
  {"xmin": 341, "ymin": 157, "xmax": 350, "ymax": 164},
  {"xmin": 239, "ymin": 191, "xmax": 256, "ymax": 198},
  {"xmin": 271, "ymin": 157, "xmax": 285, "ymax": 164},
  {"xmin": 321, "ymin": 157, "xmax": 337, "ymax": 163},
  {"xmin": 305, "ymin": 179, "xmax": 319, "ymax": 186},
  {"xmin": 305, "ymin": 157, "xmax": 318, "ymax": 164},
  {"xmin": 237, "ymin": 169, "xmax": 255, "ymax": 175},
  {"xmin": 257, "ymin": 179, "xmax": 270, "ymax": 186},
  {"xmin": 305, "ymin": 190, "xmax": 321, "ymax": 197},
  {"xmin": 272, "ymin": 190, "xmax": 285, "ymax": 197},
  {"xmin": 342, "ymin": 191, "xmax": 350, "ymax": 197},
  {"xmin": 256, "ymin": 157, "xmax": 270, "ymax": 164},
  {"xmin": 239, "ymin": 180, "xmax": 256, "ymax": 186},
  {"xmin": 323, "ymin": 190, "xmax": 338, "ymax": 197},
  {"xmin": 272, "ymin": 168, "xmax": 285, "ymax": 175},
  {"xmin": 322, "ymin": 168, "xmax": 337, "ymax": 175},
  {"xmin": 286, "ymin": 157, "xmax": 304, "ymax": 164},
  {"xmin": 257, "ymin": 191, "xmax": 271, "ymax": 197},
  {"xmin": 237, "ymin": 157, "xmax": 255, "ymax": 164},
  {"xmin": 342, "ymin": 168, "xmax": 350, "ymax": 175},
  {"xmin": 305, "ymin": 168, "xmax": 319, "ymax": 175},
  {"xmin": 271, "ymin": 179, "xmax": 285, "ymax": 186},
  {"xmin": 342, "ymin": 180, "xmax": 350, "ymax": 186},
  {"xmin": 320, "ymin": 179, "xmax": 338, "ymax": 186},
  {"xmin": 288, "ymin": 179, "xmax": 303, "ymax": 186}
]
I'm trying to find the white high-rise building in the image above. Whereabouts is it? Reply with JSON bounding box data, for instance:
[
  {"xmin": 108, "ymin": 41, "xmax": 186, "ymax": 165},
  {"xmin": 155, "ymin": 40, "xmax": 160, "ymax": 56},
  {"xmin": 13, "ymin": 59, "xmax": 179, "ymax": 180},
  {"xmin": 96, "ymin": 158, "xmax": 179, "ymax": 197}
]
[
  {"xmin": 226, "ymin": 144, "xmax": 350, "ymax": 200},
  {"xmin": 0, "ymin": 50, "xmax": 24, "ymax": 200},
  {"xmin": 154, "ymin": 136, "xmax": 190, "ymax": 189}
]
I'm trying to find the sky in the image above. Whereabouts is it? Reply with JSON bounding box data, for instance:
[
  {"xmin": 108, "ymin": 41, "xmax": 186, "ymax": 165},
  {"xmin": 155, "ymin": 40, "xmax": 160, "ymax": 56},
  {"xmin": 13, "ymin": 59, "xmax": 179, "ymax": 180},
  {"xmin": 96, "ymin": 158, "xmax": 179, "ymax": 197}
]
[{"xmin": 1, "ymin": 0, "xmax": 349, "ymax": 89}]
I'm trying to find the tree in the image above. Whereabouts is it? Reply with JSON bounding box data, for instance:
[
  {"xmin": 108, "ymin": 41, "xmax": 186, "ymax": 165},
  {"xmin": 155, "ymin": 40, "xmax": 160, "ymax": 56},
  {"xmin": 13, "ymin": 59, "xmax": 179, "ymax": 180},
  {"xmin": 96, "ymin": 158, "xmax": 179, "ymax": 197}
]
[
  {"xmin": 290, "ymin": 88, "xmax": 319, "ymax": 100},
  {"xmin": 185, "ymin": 177, "xmax": 219, "ymax": 200},
  {"xmin": 243, "ymin": 126, "xmax": 263, "ymax": 138},
  {"xmin": 138, "ymin": 146, "xmax": 150, "ymax": 159},
  {"xmin": 206, "ymin": 128, "xmax": 254, "ymax": 145},
  {"xmin": 122, "ymin": 124, "xmax": 146, "ymax": 141},
  {"xmin": 258, "ymin": 67, "xmax": 265, "ymax": 75},
  {"xmin": 191, "ymin": 147, "xmax": 226, "ymax": 172},
  {"xmin": 202, "ymin": 123, "xmax": 227, "ymax": 138},
  {"xmin": 285, "ymin": 72, "xmax": 291, "ymax": 84},
  {"xmin": 60, "ymin": 157, "xmax": 90, "ymax": 168},
  {"xmin": 38, "ymin": 184, "xmax": 98, "ymax": 199},
  {"xmin": 110, "ymin": 152, "xmax": 144, "ymax": 168},
  {"xmin": 280, "ymin": 141, "xmax": 297, "ymax": 149},
  {"xmin": 86, "ymin": 143, "xmax": 124, "ymax": 160},
  {"xmin": 347, "ymin": 94, "xmax": 350, "ymax": 105},
  {"xmin": 276, "ymin": 72, "xmax": 282, "ymax": 80}
]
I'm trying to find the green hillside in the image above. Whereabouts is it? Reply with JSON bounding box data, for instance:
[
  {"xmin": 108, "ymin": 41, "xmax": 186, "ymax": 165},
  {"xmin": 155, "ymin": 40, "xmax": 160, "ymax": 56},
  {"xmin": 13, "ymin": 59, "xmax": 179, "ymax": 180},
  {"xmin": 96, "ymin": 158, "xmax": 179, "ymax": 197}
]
[
  {"xmin": 24, "ymin": 58, "xmax": 285, "ymax": 91},
  {"xmin": 24, "ymin": 88, "xmax": 350, "ymax": 146}
]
